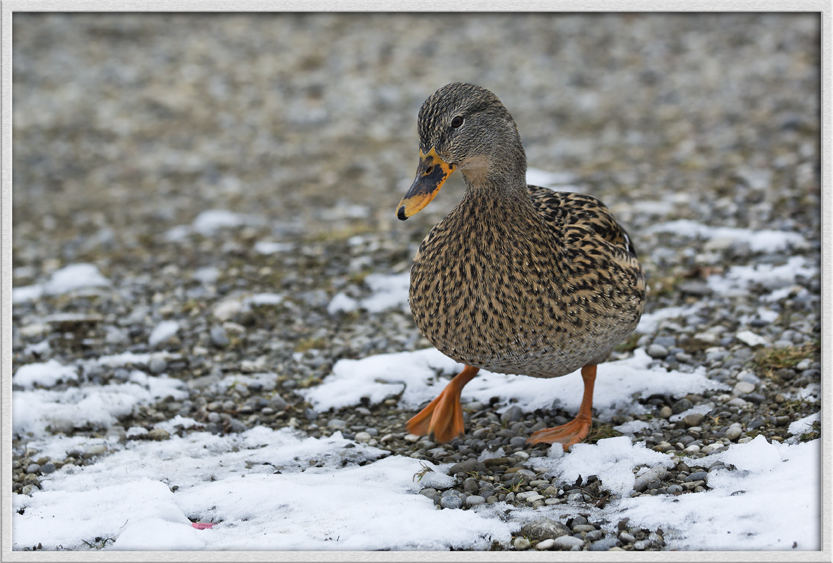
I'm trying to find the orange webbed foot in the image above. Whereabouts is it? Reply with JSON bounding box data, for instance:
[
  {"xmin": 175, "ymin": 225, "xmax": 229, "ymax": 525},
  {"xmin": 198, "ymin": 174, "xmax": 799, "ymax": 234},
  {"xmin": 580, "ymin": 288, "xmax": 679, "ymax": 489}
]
[
  {"xmin": 527, "ymin": 364, "xmax": 598, "ymax": 452},
  {"xmin": 526, "ymin": 417, "xmax": 592, "ymax": 451},
  {"xmin": 406, "ymin": 365, "xmax": 479, "ymax": 443}
]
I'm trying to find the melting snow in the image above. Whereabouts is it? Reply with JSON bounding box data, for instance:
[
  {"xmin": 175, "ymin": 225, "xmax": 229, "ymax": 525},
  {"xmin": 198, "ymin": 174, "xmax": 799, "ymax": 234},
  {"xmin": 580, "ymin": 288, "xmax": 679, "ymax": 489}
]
[
  {"xmin": 13, "ymin": 263, "xmax": 110, "ymax": 304},
  {"xmin": 303, "ymin": 347, "xmax": 726, "ymax": 421},
  {"xmin": 647, "ymin": 220, "xmax": 808, "ymax": 252}
]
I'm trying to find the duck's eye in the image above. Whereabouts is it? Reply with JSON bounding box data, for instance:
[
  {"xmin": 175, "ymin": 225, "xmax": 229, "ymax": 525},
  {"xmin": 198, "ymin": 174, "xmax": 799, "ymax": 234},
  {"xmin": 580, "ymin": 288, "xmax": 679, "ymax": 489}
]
[{"xmin": 450, "ymin": 115, "xmax": 464, "ymax": 129}]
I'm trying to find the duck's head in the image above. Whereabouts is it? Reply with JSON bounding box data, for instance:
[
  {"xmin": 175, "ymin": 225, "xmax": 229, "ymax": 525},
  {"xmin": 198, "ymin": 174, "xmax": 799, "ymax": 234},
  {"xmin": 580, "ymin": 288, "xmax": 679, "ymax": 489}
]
[{"xmin": 396, "ymin": 82, "xmax": 526, "ymax": 220}]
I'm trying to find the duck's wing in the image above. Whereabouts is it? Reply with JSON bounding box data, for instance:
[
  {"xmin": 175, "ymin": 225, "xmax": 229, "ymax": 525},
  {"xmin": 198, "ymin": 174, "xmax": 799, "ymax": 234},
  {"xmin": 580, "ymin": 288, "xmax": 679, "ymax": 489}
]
[{"xmin": 527, "ymin": 185, "xmax": 639, "ymax": 260}]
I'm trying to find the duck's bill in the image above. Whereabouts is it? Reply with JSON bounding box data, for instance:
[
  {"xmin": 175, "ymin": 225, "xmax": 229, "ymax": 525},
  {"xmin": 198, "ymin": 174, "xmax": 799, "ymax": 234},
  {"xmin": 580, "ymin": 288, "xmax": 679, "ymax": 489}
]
[{"xmin": 396, "ymin": 148, "xmax": 456, "ymax": 220}]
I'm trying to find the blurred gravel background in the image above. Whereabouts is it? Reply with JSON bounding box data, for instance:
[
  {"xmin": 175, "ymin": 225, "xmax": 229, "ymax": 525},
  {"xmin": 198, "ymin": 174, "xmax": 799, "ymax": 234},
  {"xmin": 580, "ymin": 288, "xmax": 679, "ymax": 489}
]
[{"xmin": 12, "ymin": 13, "xmax": 821, "ymax": 551}]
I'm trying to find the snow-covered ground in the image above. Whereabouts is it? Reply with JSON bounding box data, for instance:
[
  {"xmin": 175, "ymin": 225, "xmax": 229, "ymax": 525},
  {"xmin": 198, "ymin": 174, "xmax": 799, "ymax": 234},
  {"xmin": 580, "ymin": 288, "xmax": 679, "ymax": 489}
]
[
  {"xmin": 12, "ymin": 214, "xmax": 822, "ymax": 552},
  {"xmin": 12, "ymin": 353, "xmax": 820, "ymax": 550}
]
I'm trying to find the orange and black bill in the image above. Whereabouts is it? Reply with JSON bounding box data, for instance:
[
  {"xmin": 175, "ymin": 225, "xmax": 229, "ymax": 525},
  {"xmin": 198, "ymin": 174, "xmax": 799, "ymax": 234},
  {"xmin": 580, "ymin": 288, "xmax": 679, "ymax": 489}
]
[{"xmin": 396, "ymin": 148, "xmax": 456, "ymax": 220}]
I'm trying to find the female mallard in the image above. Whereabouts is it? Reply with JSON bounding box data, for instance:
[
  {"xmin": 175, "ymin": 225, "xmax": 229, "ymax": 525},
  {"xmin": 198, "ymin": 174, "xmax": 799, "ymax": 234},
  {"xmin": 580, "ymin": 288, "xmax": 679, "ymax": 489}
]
[{"xmin": 396, "ymin": 83, "xmax": 646, "ymax": 450}]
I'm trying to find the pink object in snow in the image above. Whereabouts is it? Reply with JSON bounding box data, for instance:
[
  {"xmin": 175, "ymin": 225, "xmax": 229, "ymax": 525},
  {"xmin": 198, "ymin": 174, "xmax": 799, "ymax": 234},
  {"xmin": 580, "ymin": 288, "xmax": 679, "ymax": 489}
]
[{"xmin": 191, "ymin": 522, "xmax": 214, "ymax": 530}]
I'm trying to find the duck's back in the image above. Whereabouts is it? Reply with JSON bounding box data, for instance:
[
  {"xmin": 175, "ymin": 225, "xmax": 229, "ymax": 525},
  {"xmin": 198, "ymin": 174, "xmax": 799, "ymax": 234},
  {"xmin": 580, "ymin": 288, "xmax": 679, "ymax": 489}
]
[{"xmin": 409, "ymin": 186, "xmax": 645, "ymax": 378}]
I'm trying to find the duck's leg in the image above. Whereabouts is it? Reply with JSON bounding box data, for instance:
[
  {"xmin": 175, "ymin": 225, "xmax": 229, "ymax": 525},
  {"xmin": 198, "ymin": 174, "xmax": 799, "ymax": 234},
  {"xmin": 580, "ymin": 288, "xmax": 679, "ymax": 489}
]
[
  {"xmin": 527, "ymin": 364, "xmax": 596, "ymax": 451},
  {"xmin": 406, "ymin": 365, "xmax": 479, "ymax": 442}
]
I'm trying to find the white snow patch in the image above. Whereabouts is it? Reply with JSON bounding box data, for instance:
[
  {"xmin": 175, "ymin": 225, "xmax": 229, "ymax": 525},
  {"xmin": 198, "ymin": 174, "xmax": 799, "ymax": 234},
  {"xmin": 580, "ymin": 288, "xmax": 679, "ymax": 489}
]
[
  {"xmin": 148, "ymin": 320, "xmax": 180, "ymax": 347},
  {"xmin": 13, "ymin": 359, "xmax": 78, "ymax": 389},
  {"xmin": 616, "ymin": 436, "xmax": 820, "ymax": 549},
  {"xmin": 788, "ymin": 412, "xmax": 819, "ymax": 436},
  {"xmin": 13, "ymin": 371, "xmax": 187, "ymax": 438},
  {"xmin": 327, "ymin": 292, "xmax": 359, "ymax": 314},
  {"xmin": 636, "ymin": 303, "xmax": 704, "ymax": 334},
  {"xmin": 530, "ymin": 436, "xmax": 673, "ymax": 497},
  {"xmin": 326, "ymin": 272, "xmax": 410, "ymax": 315},
  {"xmin": 361, "ymin": 272, "xmax": 410, "ymax": 312},
  {"xmin": 735, "ymin": 330, "xmax": 768, "ymax": 347},
  {"xmin": 246, "ymin": 293, "xmax": 283, "ymax": 306},
  {"xmin": 254, "ymin": 240, "xmax": 293, "ymax": 254},
  {"xmin": 12, "ymin": 428, "xmax": 514, "ymax": 550},
  {"xmin": 706, "ymin": 256, "xmax": 816, "ymax": 296},
  {"xmin": 303, "ymin": 348, "xmax": 726, "ymax": 421},
  {"xmin": 192, "ymin": 209, "xmax": 247, "ymax": 234},
  {"xmin": 647, "ymin": 220, "xmax": 808, "ymax": 253},
  {"xmin": 13, "ymin": 263, "xmax": 110, "ymax": 303}
]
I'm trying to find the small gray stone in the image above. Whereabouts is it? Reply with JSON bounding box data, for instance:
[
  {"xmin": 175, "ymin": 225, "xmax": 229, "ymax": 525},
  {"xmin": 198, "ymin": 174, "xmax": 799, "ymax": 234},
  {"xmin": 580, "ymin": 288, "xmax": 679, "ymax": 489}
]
[
  {"xmin": 354, "ymin": 431, "xmax": 371, "ymax": 443},
  {"xmin": 520, "ymin": 518, "xmax": 570, "ymax": 541},
  {"xmin": 672, "ymin": 398, "xmax": 692, "ymax": 414},
  {"xmin": 685, "ymin": 471, "xmax": 708, "ymax": 482},
  {"xmin": 149, "ymin": 356, "xmax": 167, "ymax": 374},
  {"xmin": 419, "ymin": 487, "xmax": 438, "ymax": 500},
  {"xmin": 466, "ymin": 495, "xmax": 485, "ymax": 506},
  {"xmin": 647, "ymin": 344, "xmax": 668, "ymax": 358},
  {"xmin": 26, "ymin": 463, "xmax": 40, "ymax": 474},
  {"xmin": 439, "ymin": 490, "xmax": 464, "ymax": 509},
  {"xmin": 210, "ymin": 325, "xmax": 229, "ymax": 348},
  {"xmin": 634, "ymin": 465, "xmax": 667, "ymax": 492},
  {"xmin": 619, "ymin": 531, "xmax": 636, "ymax": 543},
  {"xmin": 448, "ymin": 459, "xmax": 486, "ymax": 475},
  {"xmin": 658, "ymin": 406, "xmax": 673, "ymax": 419},
  {"xmin": 589, "ymin": 537, "xmax": 618, "ymax": 551},
  {"xmin": 553, "ymin": 535, "xmax": 584, "ymax": 550},
  {"xmin": 734, "ymin": 381, "xmax": 755, "ymax": 395},
  {"xmin": 501, "ymin": 405, "xmax": 523, "ymax": 424},
  {"xmin": 509, "ymin": 436, "xmax": 527, "ymax": 448},
  {"xmin": 725, "ymin": 422, "xmax": 743, "ymax": 441},
  {"xmin": 684, "ymin": 413, "xmax": 705, "ymax": 427},
  {"xmin": 327, "ymin": 419, "xmax": 347, "ymax": 430},
  {"xmin": 535, "ymin": 538, "xmax": 555, "ymax": 550},
  {"xmin": 40, "ymin": 462, "xmax": 56, "ymax": 474}
]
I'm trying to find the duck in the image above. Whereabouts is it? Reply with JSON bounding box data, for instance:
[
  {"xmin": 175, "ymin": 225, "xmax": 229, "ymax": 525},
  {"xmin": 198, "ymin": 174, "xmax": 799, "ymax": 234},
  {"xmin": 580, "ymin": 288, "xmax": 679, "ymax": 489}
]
[{"xmin": 396, "ymin": 82, "xmax": 646, "ymax": 450}]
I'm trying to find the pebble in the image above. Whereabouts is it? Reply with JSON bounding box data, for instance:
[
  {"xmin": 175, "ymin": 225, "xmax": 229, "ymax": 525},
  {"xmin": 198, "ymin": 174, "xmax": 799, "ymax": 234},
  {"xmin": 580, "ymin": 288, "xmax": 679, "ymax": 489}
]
[
  {"xmin": 647, "ymin": 344, "xmax": 668, "ymax": 358},
  {"xmin": 439, "ymin": 489, "xmax": 464, "ymax": 509},
  {"xmin": 553, "ymin": 535, "xmax": 584, "ymax": 550},
  {"xmin": 327, "ymin": 419, "xmax": 347, "ymax": 430},
  {"xmin": 535, "ymin": 538, "xmax": 555, "ymax": 550},
  {"xmin": 633, "ymin": 465, "xmax": 667, "ymax": 492},
  {"xmin": 354, "ymin": 431, "xmax": 371, "ymax": 443},
  {"xmin": 658, "ymin": 406, "xmax": 672, "ymax": 419},
  {"xmin": 83, "ymin": 445, "xmax": 108, "ymax": 458},
  {"xmin": 520, "ymin": 518, "xmax": 570, "ymax": 541},
  {"xmin": 619, "ymin": 531, "xmax": 636, "ymax": 543},
  {"xmin": 210, "ymin": 325, "xmax": 229, "ymax": 347},
  {"xmin": 147, "ymin": 428, "xmax": 170, "ymax": 441},
  {"xmin": 466, "ymin": 495, "xmax": 485, "ymax": 506},
  {"xmin": 513, "ymin": 537, "xmax": 531, "ymax": 550},
  {"xmin": 143, "ymin": 355, "xmax": 167, "ymax": 375},
  {"xmin": 671, "ymin": 398, "xmax": 692, "ymax": 414},
  {"xmin": 501, "ymin": 405, "xmax": 523, "ymax": 424},
  {"xmin": 684, "ymin": 413, "xmax": 705, "ymax": 427},
  {"xmin": 733, "ymin": 381, "xmax": 756, "ymax": 395}
]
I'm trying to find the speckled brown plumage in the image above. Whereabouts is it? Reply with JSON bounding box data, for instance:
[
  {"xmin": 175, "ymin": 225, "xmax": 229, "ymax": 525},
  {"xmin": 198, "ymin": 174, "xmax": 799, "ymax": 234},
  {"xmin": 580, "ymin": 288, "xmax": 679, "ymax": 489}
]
[
  {"xmin": 398, "ymin": 82, "xmax": 646, "ymax": 446},
  {"xmin": 410, "ymin": 186, "xmax": 645, "ymax": 378}
]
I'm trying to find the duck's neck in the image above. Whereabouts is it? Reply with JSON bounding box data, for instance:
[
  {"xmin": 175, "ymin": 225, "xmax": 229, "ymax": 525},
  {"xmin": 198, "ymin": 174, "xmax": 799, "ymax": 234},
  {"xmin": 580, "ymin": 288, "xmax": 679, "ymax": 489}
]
[{"xmin": 459, "ymin": 144, "xmax": 533, "ymax": 210}]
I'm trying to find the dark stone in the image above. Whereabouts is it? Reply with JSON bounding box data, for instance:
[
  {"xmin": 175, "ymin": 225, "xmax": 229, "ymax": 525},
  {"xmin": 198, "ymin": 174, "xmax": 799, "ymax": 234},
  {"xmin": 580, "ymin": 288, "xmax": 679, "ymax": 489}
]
[{"xmin": 520, "ymin": 518, "xmax": 570, "ymax": 541}]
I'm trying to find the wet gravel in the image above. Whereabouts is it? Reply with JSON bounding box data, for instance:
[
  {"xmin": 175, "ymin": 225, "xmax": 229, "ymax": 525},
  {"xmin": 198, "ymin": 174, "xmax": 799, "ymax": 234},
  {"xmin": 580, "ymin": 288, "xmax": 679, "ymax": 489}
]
[{"xmin": 12, "ymin": 13, "xmax": 821, "ymax": 551}]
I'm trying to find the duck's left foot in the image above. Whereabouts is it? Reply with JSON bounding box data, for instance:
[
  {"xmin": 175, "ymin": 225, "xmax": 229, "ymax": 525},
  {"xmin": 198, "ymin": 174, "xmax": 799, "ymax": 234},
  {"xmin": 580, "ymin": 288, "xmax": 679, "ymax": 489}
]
[
  {"xmin": 526, "ymin": 363, "xmax": 598, "ymax": 452},
  {"xmin": 526, "ymin": 417, "xmax": 592, "ymax": 451}
]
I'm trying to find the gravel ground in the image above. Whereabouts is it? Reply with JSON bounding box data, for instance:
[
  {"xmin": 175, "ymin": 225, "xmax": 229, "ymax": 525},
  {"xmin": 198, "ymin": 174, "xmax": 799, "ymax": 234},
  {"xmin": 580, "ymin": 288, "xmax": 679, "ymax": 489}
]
[{"xmin": 12, "ymin": 13, "xmax": 821, "ymax": 551}]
